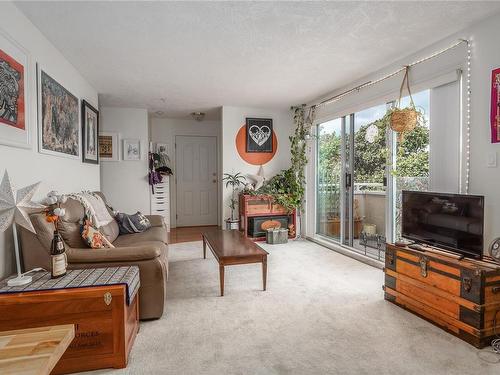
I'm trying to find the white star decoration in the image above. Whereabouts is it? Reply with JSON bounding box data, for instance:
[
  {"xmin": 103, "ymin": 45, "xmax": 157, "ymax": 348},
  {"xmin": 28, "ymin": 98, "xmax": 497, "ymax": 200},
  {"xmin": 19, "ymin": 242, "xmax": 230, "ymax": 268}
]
[
  {"xmin": 0, "ymin": 171, "xmax": 45, "ymax": 234},
  {"xmin": 247, "ymin": 165, "xmax": 266, "ymax": 190}
]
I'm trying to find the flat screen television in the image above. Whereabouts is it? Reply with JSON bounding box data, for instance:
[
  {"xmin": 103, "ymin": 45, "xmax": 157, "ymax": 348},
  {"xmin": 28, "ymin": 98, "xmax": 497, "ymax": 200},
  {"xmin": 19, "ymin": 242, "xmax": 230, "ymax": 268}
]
[{"xmin": 401, "ymin": 191, "xmax": 484, "ymax": 259}]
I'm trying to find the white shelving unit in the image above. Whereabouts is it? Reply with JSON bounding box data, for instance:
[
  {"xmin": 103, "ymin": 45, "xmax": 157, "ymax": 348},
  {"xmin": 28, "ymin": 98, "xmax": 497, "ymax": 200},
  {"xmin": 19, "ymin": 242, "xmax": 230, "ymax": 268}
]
[{"xmin": 150, "ymin": 177, "xmax": 170, "ymax": 232}]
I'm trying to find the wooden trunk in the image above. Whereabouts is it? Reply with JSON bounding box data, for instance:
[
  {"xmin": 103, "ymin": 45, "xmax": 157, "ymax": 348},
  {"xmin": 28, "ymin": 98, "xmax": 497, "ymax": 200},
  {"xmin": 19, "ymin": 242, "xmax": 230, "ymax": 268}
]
[
  {"xmin": 0, "ymin": 284, "xmax": 139, "ymax": 374},
  {"xmin": 384, "ymin": 243, "xmax": 500, "ymax": 348}
]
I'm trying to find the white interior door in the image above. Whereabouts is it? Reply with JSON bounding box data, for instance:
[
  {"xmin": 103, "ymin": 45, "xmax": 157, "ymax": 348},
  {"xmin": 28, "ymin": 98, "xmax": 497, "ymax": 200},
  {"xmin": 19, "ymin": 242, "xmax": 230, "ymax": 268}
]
[{"xmin": 175, "ymin": 136, "xmax": 218, "ymax": 226}]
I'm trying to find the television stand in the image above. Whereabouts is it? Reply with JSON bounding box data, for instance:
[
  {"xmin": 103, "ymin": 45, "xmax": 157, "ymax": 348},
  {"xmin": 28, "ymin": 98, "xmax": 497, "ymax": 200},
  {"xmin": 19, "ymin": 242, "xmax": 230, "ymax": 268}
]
[{"xmin": 384, "ymin": 242, "xmax": 500, "ymax": 348}]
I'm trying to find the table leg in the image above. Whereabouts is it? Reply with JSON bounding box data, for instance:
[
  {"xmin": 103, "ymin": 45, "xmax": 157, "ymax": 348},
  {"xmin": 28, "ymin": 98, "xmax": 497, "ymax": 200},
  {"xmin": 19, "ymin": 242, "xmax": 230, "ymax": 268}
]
[
  {"xmin": 203, "ymin": 237, "xmax": 206, "ymax": 259},
  {"xmin": 219, "ymin": 264, "xmax": 225, "ymax": 296},
  {"xmin": 262, "ymin": 256, "xmax": 267, "ymax": 291}
]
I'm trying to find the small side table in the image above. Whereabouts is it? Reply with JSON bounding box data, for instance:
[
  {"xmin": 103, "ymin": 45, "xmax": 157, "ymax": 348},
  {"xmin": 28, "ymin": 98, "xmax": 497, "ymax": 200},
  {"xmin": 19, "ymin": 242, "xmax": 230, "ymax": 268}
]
[{"xmin": 0, "ymin": 324, "xmax": 74, "ymax": 375}]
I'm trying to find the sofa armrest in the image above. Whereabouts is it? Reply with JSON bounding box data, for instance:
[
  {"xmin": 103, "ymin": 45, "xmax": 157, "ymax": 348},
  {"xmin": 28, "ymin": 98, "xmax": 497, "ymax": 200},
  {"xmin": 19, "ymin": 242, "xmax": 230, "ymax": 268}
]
[
  {"xmin": 146, "ymin": 215, "xmax": 165, "ymax": 228},
  {"xmin": 67, "ymin": 244, "xmax": 163, "ymax": 263}
]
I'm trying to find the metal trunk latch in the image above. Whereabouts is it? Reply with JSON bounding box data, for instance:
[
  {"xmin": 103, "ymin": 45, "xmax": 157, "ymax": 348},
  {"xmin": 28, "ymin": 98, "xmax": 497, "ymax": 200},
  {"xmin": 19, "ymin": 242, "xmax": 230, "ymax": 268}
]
[
  {"xmin": 104, "ymin": 292, "xmax": 112, "ymax": 306},
  {"xmin": 386, "ymin": 252, "xmax": 395, "ymax": 266},
  {"xmin": 419, "ymin": 256, "xmax": 428, "ymax": 278},
  {"xmin": 463, "ymin": 278, "xmax": 472, "ymax": 293}
]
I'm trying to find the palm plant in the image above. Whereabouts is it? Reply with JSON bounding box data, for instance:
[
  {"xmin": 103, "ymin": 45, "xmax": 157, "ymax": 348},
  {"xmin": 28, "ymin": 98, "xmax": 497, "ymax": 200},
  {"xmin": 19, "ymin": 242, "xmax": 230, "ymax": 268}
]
[{"xmin": 223, "ymin": 172, "xmax": 246, "ymax": 221}]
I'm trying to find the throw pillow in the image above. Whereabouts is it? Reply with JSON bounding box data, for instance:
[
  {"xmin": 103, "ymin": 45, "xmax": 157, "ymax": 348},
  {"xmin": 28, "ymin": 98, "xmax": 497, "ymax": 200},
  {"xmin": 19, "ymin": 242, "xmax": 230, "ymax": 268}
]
[
  {"xmin": 81, "ymin": 220, "xmax": 115, "ymax": 249},
  {"xmin": 115, "ymin": 212, "xmax": 152, "ymax": 234}
]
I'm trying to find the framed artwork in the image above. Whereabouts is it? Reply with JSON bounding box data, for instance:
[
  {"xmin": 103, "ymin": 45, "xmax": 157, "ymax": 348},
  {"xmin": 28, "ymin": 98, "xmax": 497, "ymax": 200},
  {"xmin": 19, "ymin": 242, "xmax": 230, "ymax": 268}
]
[
  {"xmin": 246, "ymin": 118, "xmax": 273, "ymax": 153},
  {"xmin": 98, "ymin": 132, "xmax": 119, "ymax": 161},
  {"xmin": 81, "ymin": 100, "xmax": 99, "ymax": 164},
  {"xmin": 0, "ymin": 28, "xmax": 31, "ymax": 149},
  {"xmin": 123, "ymin": 139, "xmax": 141, "ymax": 161},
  {"xmin": 38, "ymin": 66, "xmax": 80, "ymax": 158},
  {"xmin": 490, "ymin": 67, "xmax": 500, "ymax": 144}
]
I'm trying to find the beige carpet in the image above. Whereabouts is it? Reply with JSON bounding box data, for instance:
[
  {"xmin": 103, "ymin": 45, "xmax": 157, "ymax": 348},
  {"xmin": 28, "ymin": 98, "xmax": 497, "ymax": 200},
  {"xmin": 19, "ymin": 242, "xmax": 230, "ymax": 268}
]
[{"xmin": 85, "ymin": 240, "xmax": 500, "ymax": 374}]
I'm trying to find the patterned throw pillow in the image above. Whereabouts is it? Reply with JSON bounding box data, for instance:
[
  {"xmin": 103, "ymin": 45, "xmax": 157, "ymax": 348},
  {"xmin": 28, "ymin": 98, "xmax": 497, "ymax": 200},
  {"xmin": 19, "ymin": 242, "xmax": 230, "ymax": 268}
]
[
  {"xmin": 81, "ymin": 220, "xmax": 115, "ymax": 249},
  {"xmin": 115, "ymin": 212, "xmax": 152, "ymax": 234}
]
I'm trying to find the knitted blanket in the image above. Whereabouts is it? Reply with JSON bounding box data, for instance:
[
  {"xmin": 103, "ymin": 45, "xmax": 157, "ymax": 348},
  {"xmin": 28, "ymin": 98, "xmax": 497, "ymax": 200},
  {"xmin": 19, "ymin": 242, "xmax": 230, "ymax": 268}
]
[{"xmin": 67, "ymin": 192, "xmax": 114, "ymax": 228}]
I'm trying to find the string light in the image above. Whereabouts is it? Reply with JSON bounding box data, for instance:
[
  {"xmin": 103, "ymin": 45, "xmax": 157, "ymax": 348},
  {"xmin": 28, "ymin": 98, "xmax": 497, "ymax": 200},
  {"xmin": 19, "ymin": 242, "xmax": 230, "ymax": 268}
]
[{"xmin": 465, "ymin": 39, "xmax": 472, "ymax": 194}]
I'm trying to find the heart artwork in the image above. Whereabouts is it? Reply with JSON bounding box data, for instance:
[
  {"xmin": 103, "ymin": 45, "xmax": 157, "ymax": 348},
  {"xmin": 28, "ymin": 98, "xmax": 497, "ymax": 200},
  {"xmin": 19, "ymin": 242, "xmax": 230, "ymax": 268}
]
[{"xmin": 249, "ymin": 125, "xmax": 271, "ymax": 146}]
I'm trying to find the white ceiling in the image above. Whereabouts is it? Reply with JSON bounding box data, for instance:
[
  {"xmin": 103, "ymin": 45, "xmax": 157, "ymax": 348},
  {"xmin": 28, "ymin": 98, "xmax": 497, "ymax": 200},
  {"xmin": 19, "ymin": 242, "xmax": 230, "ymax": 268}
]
[{"xmin": 15, "ymin": 1, "xmax": 500, "ymax": 120}]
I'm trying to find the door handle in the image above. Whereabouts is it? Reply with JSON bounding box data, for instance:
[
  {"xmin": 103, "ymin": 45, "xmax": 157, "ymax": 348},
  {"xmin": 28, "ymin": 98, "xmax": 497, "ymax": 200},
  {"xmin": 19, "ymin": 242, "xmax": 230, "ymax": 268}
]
[{"xmin": 345, "ymin": 173, "xmax": 352, "ymax": 188}]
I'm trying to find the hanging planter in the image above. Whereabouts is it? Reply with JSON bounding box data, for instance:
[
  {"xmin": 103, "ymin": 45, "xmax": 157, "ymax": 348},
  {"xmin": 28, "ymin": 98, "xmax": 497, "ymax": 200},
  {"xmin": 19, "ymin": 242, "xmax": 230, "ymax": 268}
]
[{"xmin": 385, "ymin": 66, "xmax": 423, "ymax": 141}]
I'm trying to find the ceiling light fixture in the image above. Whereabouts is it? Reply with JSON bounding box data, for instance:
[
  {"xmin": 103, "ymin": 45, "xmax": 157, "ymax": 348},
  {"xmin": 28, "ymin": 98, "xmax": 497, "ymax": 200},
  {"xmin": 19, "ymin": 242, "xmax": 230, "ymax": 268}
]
[
  {"xmin": 191, "ymin": 112, "xmax": 205, "ymax": 121},
  {"xmin": 155, "ymin": 111, "xmax": 164, "ymax": 116}
]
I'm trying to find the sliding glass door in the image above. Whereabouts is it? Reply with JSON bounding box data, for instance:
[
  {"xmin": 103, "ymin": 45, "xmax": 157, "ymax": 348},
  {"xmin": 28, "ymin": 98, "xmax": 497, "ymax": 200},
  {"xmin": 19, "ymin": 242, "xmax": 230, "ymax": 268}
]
[
  {"xmin": 352, "ymin": 103, "xmax": 389, "ymax": 257},
  {"xmin": 315, "ymin": 90, "xmax": 431, "ymax": 261},
  {"xmin": 317, "ymin": 118, "xmax": 343, "ymax": 242}
]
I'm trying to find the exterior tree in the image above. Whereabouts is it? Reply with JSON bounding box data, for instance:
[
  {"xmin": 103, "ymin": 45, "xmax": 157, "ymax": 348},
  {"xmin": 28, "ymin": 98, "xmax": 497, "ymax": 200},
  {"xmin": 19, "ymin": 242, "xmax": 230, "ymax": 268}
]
[{"xmin": 318, "ymin": 119, "xmax": 429, "ymax": 186}]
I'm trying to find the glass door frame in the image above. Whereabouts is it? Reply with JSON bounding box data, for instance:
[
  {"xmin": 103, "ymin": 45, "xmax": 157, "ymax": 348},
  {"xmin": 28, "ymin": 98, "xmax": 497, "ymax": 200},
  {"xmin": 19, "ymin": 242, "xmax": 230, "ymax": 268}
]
[{"xmin": 314, "ymin": 106, "xmax": 397, "ymax": 257}]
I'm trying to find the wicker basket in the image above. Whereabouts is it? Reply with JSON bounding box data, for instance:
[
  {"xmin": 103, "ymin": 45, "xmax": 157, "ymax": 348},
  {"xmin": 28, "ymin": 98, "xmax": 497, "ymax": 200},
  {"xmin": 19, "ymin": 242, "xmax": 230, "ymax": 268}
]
[
  {"xmin": 390, "ymin": 108, "xmax": 417, "ymax": 140},
  {"xmin": 390, "ymin": 66, "xmax": 418, "ymax": 141}
]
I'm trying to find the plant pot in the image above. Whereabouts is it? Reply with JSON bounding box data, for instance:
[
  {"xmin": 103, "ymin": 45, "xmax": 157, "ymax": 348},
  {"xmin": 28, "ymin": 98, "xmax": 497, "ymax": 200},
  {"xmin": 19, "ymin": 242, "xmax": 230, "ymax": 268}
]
[
  {"xmin": 390, "ymin": 107, "xmax": 417, "ymax": 140},
  {"xmin": 225, "ymin": 219, "xmax": 240, "ymax": 230}
]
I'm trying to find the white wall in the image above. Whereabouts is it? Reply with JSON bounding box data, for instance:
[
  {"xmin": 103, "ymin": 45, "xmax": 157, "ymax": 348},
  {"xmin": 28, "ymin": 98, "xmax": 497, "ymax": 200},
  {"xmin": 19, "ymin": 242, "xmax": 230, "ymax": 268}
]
[
  {"xmin": 0, "ymin": 2, "xmax": 99, "ymax": 278},
  {"xmin": 466, "ymin": 13, "xmax": 500, "ymax": 251},
  {"xmin": 100, "ymin": 107, "xmax": 150, "ymax": 214},
  {"xmin": 306, "ymin": 11, "xmax": 500, "ymax": 251},
  {"xmin": 149, "ymin": 117, "xmax": 221, "ymax": 227},
  {"xmin": 221, "ymin": 106, "xmax": 294, "ymax": 222}
]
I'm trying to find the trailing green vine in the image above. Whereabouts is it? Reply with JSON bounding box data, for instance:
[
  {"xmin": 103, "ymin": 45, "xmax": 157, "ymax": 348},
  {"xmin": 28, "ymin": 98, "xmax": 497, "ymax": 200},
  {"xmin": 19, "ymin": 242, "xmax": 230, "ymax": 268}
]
[{"xmin": 250, "ymin": 106, "xmax": 316, "ymax": 213}]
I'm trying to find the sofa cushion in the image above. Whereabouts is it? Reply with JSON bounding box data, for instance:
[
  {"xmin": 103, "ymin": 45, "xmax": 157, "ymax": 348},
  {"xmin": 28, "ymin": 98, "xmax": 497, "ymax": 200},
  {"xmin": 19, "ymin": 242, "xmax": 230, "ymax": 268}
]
[
  {"xmin": 113, "ymin": 226, "xmax": 167, "ymax": 247},
  {"xmin": 58, "ymin": 198, "xmax": 87, "ymax": 248},
  {"xmin": 81, "ymin": 221, "xmax": 115, "ymax": 249},
  {"xmin": 99, "ymin": 219, "xmax": 120, "ymax": 243},
  {"xmin": 67, "ymin": 242, "xmax": 165, "ymax": 263},
  {"xmin": 58, "ymin": 221, "xmax": 87, "ymax": 248},
  {"xmin": 115, "ymin": 212, "xmax": 152, "ymax": 234}
]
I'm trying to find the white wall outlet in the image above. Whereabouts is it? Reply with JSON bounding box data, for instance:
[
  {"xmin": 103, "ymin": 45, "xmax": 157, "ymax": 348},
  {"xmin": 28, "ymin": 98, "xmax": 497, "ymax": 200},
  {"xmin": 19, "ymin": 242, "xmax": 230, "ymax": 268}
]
[{"xmin": 487, "ymin": 151, "xmax": 497, "ymax": 168}]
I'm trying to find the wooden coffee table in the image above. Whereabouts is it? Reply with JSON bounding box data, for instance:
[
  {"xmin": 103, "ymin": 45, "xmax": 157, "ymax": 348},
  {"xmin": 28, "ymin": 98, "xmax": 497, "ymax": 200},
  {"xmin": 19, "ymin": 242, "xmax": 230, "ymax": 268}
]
[{"xmin": 202, "ymin": 229, "xmax": 268, "ymax": 296}]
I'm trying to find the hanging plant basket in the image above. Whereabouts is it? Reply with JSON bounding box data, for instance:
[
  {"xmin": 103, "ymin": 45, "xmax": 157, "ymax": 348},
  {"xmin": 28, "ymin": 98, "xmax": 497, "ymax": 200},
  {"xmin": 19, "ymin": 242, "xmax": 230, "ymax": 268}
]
[{"xmin": 387, "ymin": 66, "xmax": 421, "ymax": 141}]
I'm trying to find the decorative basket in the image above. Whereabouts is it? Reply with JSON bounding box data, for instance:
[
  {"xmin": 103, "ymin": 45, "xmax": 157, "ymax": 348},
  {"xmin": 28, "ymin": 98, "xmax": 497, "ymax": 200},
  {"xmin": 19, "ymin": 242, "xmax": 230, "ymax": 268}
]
[
  {"xmin": 266, "ymin": 228, "xmax": 288, "ymax": 244},
  {"xmin": 390, "ymin": 66, "xmax": 418, "ymax": 141}
]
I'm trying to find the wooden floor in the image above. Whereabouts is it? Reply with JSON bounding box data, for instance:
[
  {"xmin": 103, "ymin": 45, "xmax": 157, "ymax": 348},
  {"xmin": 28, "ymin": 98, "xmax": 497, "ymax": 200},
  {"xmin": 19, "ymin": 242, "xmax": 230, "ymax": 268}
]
[{"xmin": 168, "ymin": 226, "xmax": 219, "ymax": 244}]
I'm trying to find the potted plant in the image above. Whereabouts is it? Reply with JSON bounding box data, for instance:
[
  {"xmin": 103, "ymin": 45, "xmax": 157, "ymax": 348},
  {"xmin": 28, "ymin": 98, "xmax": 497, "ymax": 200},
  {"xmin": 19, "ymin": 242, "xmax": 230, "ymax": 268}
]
[
  {"xmin": 223, "ymin": 172, "xmax": 246, "ymax": 230},
  {"xmin": 383, "ymin": 66, "xmax": 424, "ymax": 141}
]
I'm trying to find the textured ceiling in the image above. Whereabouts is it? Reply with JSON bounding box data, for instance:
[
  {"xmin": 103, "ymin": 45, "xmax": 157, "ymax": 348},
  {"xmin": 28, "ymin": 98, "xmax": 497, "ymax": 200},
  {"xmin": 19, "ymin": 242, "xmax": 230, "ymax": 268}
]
[{"xmin": 15, "ymin": 1, "xmax": 500, "ymax": 120}]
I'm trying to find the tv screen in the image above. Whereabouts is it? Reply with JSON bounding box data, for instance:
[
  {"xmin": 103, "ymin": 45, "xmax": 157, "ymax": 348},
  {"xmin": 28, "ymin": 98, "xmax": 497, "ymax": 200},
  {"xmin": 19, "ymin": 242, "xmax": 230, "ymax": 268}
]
[{"xmin": 401, "ymin": 191, "xmax": 484, "ymax": 259}]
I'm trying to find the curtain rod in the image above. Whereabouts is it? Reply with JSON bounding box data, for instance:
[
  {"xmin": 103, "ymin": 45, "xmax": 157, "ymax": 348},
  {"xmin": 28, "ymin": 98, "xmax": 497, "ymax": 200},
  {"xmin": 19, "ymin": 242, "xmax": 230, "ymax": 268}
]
[{"xmin": 306, "ymin": 39, "xmax": 468, "ymax": 110}]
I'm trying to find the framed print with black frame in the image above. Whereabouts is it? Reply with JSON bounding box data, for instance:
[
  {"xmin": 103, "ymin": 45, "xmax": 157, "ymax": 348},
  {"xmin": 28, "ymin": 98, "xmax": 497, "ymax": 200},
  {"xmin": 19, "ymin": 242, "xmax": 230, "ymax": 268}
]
[
  {"xmin": 246, "ymin": 118, "xmax": 273, "ymax": 153},
  {"xmin": 82, "ymin": 100, "xmax": 99, "ymax": 164}
]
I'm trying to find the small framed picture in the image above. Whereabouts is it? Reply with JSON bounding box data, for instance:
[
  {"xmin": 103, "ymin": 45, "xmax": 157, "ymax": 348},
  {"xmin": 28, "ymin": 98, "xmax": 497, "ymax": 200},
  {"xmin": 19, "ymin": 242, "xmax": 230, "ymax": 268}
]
[
  {"xmin": 81, "ymin": 100, "xmax": 99, "ymax": 164},
  {"xmin": 123, "ymin": 139, "xmax": 141, "ymax": 161},
  {"xmin": 98, "ymin": 132, "xmax": 119, "ymax": 161},
  {"xmin": 246, "ymin": 118, "xmax": 273, "ymax": 153}
]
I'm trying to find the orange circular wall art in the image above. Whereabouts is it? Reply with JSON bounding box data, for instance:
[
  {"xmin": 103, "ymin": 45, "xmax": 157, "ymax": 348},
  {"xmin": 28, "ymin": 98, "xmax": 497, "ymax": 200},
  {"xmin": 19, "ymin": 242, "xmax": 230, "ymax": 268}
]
[{"xmin": 235, "ymin": 125, "xmax": 277, "ymax": 165}]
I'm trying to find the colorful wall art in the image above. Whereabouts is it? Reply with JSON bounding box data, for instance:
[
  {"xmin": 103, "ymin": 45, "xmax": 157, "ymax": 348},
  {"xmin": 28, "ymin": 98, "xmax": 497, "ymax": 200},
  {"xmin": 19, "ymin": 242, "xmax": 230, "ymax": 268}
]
[
  {"xmin": 0, "ymin": 29, "xmax": 30, "ymax": 149},
  {"xmin": 490, "ymin": 67, "xmax": 500, "ymax": 143},
  {"xmin": 38, "ymin": 69, "xmax": 80, "ymax": 158}
]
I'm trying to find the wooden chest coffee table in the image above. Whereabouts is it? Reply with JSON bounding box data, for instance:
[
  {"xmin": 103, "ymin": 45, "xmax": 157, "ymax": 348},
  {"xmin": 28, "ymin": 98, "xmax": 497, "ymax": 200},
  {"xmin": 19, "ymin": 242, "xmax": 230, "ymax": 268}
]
[
  {"xmin": 0, "ymin": 267, "xmax": 140, "ymax": 374},
  {"xmin": 202, "ymin": 229, "xmax": 268, "ymax": 296}
]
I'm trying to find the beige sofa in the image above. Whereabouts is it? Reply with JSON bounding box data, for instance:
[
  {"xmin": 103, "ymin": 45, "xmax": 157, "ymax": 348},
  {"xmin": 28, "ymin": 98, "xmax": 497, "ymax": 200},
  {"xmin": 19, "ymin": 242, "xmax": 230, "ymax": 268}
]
[{"xmin": 19, "ymin": 193, "xmax": 168, "ymax": 320}]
